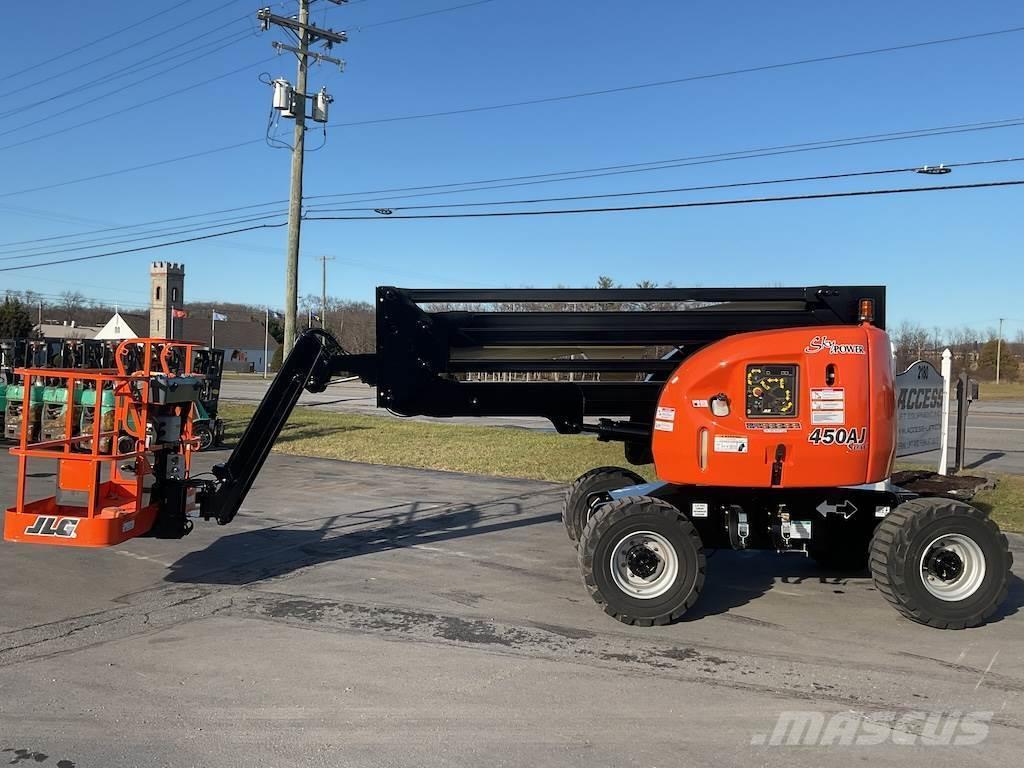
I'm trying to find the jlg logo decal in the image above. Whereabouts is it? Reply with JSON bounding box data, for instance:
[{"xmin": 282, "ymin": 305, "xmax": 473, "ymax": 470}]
[
  {"xmin": 808, "ymin": 427, "xmax": 867, "ymax": 451},
  {"xmin": 804, "ymin": 335, "xmax": 865, "ymax": 355},
  {"xmin": 24, "ymin": 516, "xmax": 80, "ymax": 538}
]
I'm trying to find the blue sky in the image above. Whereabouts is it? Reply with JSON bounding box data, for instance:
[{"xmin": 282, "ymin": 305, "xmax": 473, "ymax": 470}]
[{"xmin": 0, "ymin": 0, "xmax": 1021, "ymax": 336}]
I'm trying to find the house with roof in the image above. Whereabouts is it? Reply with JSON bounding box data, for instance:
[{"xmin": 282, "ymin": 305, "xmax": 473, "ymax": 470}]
[{"xmin": 93, "ymin": 310, "xmax": 277, "ymax": 372}]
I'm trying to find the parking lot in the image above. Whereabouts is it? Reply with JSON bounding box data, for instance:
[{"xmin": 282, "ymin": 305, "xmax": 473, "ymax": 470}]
[{"xmin": 2, "ymin": 449, "xmax": 1023, "ymax": 767}]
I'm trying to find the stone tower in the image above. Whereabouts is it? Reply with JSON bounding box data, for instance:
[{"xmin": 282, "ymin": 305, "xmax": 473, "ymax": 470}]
[{"xmin": 150, "ymin": 261, "xmax": 185, "ymax": 339}]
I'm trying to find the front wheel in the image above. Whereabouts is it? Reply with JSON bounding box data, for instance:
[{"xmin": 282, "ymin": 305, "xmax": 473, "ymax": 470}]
[
  {"xmin": 578, "ymin": 496, "xmax": 705, "ymax": 626},
  {"xmin": 869, "ymin": 498, "xmax": 1012, "ymax": 629}
]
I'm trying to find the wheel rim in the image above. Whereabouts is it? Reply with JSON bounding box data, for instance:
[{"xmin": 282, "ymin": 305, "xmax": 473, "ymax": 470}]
[
  {"xmin": 198, "ymin": 429, "xmax": 213, "ymax": 450},
  {"xmin": 609, "ymin": 530, "xmax": 679, "ymax": 599},
  {"xmin": 919, "ymin": 533, "xmax": 986, "ymax": 602}
]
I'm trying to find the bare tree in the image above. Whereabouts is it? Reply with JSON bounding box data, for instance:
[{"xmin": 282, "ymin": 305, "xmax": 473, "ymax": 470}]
[{"xmin": 59, "ymin": 291, "xmax": 85, "ymax": 322}]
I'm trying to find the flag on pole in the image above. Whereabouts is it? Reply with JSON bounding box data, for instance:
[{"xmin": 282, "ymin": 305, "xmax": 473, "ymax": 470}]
[
  {"xmin": 212, "ymin": 311, "xmax": 229, "ymax": 321},
  {"xmin": 172, "ymin": 308, "xmax": 188, "ymax": 318}
]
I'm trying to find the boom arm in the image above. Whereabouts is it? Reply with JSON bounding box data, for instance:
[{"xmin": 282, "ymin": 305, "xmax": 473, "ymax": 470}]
[{"xmin": 197, "ymin": 329, "xmax": 370, "ymax": 525}]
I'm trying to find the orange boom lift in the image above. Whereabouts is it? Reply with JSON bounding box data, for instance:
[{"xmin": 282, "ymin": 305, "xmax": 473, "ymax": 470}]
[{"xmin": 3, "ymin": 286, "xmax": 1012, "ymax": 629}]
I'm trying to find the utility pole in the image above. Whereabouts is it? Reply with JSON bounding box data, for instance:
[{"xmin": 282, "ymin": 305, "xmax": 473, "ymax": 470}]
[
  {"xmin": 319, "ymin": 255, "xmax": 335, "ymax": 329},
  {"xmin": 284, "ymin": 0, "xmax": 309, "ymax": 358},
  {"xmin": 258, "ymin": 2, "xmax": 346, "ymax": 355},
  {"xmin": 995, "ymin": 317, "xmax": 1005, "ymax": 384}
]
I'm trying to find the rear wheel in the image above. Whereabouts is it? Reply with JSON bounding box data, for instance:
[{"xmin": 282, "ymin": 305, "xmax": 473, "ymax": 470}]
[
  {"xmin": 562, "ymin": 466, "xmax": 644, "ymax": 545},
  {"xmin": 578, "ymin": 496, "xmax": 705, "ymax": 626},
  {"xmin": 869, "ymin": 498, "xmax": 1011, "ymax": 629}
]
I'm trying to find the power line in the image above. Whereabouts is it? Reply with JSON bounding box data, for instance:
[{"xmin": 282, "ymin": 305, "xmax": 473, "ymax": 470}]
[
  {"xmin": 0, "ymin": 17, "xmax": 253, "ymax": 122},
  {"xmin": 354, "ymin": 0, "xmax": 503, "ymax": 29},
  {"xmin": 5, "ymin": 152, "xmax": 1017, "ymax": 257},
  {"xmin": 2, "ymin": 21, "xmax": 1021, "ymax": 177},
  {"xmin": 9, "ymin": 0, "xmax": 245, "ymax": 95},
  {"xmin": 4, "ymin": 291, "xmax": 151, "ymax": 312},
  {"xmin": 9, "ymin": 275, "xmax": 151, "ymax": 297},
  {"xmin": 3, "ymin": 178, "xmax": 1021, "ymax": 273},
  {"xmin": 0, "ymin": 223, "xmax": 289, "ymax": 273},
  {"xmin": 3, "ymin": 110, "xmax": 1021, "ymax": 233},
  {"xmin": 0, "ymin": 138, "xmax": 268, "ymax": 200},
  {"xmin": 299, "ymin": 118, "xmax": 1024, "ymax": 204},
  {"xmin": 0, "ymin": 201, "xmax": 290, "ymax": 252},
  {"xmin": 304, "ymin": 156, "xmax": 1024, "ymax": 214},
  {"xmin": 0, "ymin": 212, "xmax": 289, "ymax": 262},
  {"xmin": 327, "ymin": 24, "xmax": 1024, "ymax": 130},
  {"xmin": 303, "ymin": 179, "xmax": 1024, "ymax": 221},
  {"xmin": 4, "ymin": 0, "xmax": 206, "ymax": 80},
  {"xmin": 0, "ymin": 33, "xmax": 256, "ymax": 140},
  {"xmin": 0, "ymin": 57, "xmax": 276, "ymax": 154},
  {"xmin": 1, "ymin": 118, "xmax": 1022, "ymax": 258}
]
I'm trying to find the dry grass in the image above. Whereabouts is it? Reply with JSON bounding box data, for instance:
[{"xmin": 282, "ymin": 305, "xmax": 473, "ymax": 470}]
[
  {"xmin": 220, "ymin": 404, "xmax": 1023, "ymax": 533},
  {"xmin": 979, "ymin": 381, "xmax": 1024, "ymax": 400},
  {"xmin": 218, "ymin": 403, "xmax": 651, "ymax": 484}
]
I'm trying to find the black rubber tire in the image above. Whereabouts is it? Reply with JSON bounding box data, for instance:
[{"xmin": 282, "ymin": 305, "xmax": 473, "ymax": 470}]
[
  {"xmin": 869, "ymin": 498, "xmax": 1012, "ymax": 629},
  {"xmin": 578, "ymin": 496, "xmax": 705, "ymax": 626},
  {"xmin": 562, "ymin": 466, "xmax": 645, "ymax": 545},
  {"xmin": 194, "ymin": 424, "xmax": 214, "ymax": 452}
]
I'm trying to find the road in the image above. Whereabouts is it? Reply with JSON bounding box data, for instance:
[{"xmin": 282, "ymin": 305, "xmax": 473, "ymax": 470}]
[
  {"xmin": 915, "ymin": 401, "xmax": 1024, "ymax": 476},
  {"xmin": 1, "ymin": 451, "xmax": 1022, "ymax": 767},
  {"xmin": 221, "ymin": 378, "xmax": 1024, "ymax": 474}
]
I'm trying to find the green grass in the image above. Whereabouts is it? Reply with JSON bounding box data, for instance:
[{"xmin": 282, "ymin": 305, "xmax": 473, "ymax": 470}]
[
  {"xmin": 220, "ymin": 404, "xmax": 1023, "ymax": 533},
  {"xmin": 218, "ymin": 403, "xmax": 651, "ymax": 484},
  {"xmin": 979, "ymin": 381, "xmax": 1024, "ymax": 400},
  {"xmin": 972, "ymin": 475, "xmax": 1024, "ymax": 534}
]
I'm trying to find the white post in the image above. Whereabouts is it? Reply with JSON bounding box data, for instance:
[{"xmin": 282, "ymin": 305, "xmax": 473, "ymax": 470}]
[
  {"xmin": 938, "ymin": 348, "xmax": 952, "ymax": 476},
  {"xmin": 995, "ymin": 317, "xmax": 1004, "ymax": 384},
  {"xmin": 211, "ymin": 312, "xmax": 216, "ymax": 349},
  {"xmin": 264, "ymin": 308, "xmax": 270, "ymax": 379}
]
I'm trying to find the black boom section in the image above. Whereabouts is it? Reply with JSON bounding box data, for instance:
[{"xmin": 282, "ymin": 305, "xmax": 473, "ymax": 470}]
[
  {"xmin": 365, "ymin": 285, "xmax": 884, "ymax": 432},
  {"xmin": 198, "ymin": 329, "xmax": 344, "ymax": 525}
]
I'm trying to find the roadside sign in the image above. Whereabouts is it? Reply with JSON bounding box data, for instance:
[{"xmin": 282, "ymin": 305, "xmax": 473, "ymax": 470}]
[{"xmin": 895, "ymin": 360, "xmax": 945, "ymax": 457}]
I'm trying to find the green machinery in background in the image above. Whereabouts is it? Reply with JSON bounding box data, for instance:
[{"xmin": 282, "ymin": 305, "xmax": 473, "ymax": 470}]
[{"xmin": 0, "ymin": 338, "xmax": 225, "ymax": 451}]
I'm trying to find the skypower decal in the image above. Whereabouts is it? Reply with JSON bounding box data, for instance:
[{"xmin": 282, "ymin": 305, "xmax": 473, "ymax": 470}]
[{"xmin": 804, "ymin": 335, "xmax": 865, "ymax": 355}]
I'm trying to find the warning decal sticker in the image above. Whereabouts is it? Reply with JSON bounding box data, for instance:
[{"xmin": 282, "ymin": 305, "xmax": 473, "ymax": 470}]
[
  {"xmin": 811, "ymin": 388, "xmax": 846, "ymax": 425},
  {"xmin": 714, "ymin": 435, "xmax": 748, "ymax": 453}
]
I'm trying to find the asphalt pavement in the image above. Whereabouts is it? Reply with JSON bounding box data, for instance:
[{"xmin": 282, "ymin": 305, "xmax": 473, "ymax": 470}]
[
  {"xmin": 1, "ymin": 450, "xmax": 1022, "ymax": 767},
  {"xmin": 220, "ymin": 378, "xmax": 1024, "ymax": 475}
]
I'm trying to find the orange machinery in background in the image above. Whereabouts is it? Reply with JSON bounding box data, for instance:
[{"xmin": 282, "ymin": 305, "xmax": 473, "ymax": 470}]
[{"xmin": 4, "ymin": 338, "xmax": 206, "ymax": 546}]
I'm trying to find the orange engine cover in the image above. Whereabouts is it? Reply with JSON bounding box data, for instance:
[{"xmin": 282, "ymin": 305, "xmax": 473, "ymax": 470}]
[{"xmin": 652, "ymin": 325, "xmax": 896, "ymax": 488}]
